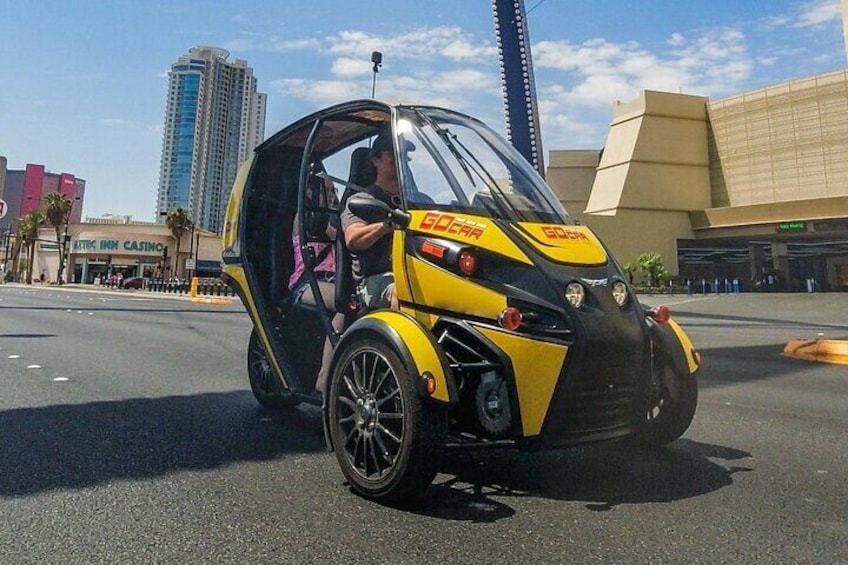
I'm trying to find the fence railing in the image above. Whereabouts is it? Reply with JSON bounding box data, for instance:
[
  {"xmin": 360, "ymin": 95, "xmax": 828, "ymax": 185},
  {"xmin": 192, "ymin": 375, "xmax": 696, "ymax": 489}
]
[{"xmin": 144, "ymin": 278, "xmax": 233, "ymax": 297}]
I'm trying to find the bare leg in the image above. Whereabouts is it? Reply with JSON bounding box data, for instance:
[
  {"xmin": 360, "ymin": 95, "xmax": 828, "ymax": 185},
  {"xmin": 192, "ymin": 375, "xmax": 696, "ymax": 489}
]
[{"xmin": 299, "ymin": 281, "xmax": 342, "ymax": 393}]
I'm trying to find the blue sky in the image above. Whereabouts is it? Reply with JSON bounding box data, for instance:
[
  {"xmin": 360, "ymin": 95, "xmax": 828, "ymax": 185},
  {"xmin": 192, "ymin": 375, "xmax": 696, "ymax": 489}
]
[{"xmin": 1, "ymin": 0, "xmax": 845, "ymax": 222}]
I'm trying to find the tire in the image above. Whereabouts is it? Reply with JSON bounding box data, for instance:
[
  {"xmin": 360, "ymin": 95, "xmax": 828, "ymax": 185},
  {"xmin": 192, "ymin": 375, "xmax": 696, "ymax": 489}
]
[
  {"xmin": 328, "ymin": 337, "xmax": 445, "ymax": 503},
  {"xmin": 632, "ymin": 363, "xmax": 698, "ymax": 447},
  {"xmin": 247, "ymin": 329, "xmax": 298, "ymax": 409}
]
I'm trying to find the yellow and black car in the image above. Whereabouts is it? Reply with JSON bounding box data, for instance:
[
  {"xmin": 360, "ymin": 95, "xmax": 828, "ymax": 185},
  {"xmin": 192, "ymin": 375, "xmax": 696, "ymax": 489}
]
[{"xmin": 222, "ymin": 100, "xmax": 700, "ymax": 502}]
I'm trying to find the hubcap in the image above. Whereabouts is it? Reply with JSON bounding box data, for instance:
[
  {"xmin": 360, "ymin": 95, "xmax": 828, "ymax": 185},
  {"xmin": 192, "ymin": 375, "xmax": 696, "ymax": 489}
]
[{"xmin": 336, "ymin": 348, "xmax": 404, "ymax": 480}]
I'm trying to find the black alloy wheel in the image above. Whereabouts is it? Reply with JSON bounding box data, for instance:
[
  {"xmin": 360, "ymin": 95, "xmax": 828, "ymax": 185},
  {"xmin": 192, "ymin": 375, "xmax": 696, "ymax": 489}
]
[
  {"xmin": 633, "ymin": 363, "xmax": 698, "ymax": 447},
  {"xmin": 247, "ymin": 329, "xmax": 298, "ymax": 409},
  {"xmin": 329, "ymin": 337, "xmax": 445, "ymax": 502}
]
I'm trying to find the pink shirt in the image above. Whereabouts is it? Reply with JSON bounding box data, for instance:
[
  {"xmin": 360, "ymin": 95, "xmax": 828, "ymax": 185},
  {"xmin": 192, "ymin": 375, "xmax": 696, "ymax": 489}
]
[{"xmin": 289, "ymin": 234, "xmax": 336, "ymax": 289}]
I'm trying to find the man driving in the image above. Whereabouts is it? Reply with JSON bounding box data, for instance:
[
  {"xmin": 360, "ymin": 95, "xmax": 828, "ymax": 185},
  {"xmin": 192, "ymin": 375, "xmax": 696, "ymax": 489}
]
[{"xmin": 341, "ymin": 133, "xmax": 400, "ymax": 311}]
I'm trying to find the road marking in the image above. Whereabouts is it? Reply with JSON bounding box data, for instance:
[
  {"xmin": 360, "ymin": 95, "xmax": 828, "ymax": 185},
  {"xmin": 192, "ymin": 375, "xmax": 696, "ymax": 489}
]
[
  {"xmin": 8, "ymin": 354, "xmax": 20, "ymax": 359},
  {"xmin": 53, "ymin": 377, "xmax": 69, "ymax": 382},
  {"xmin": 27, "ymin": 364, "xmax": 41, "ymax": 369}
]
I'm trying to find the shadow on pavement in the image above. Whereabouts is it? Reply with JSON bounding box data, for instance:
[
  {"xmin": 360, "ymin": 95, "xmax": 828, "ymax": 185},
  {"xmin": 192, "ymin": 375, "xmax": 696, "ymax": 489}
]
[
  {"xmin": 413, "ymin": 439, "xmax": 751, "ymax": 521},
  {"xmin": 0, "ymin": 392, "xmax": 325, "ymax": 497},
  {"xmin": 0, "ymin": 333, "xmax": 57, "ymax": 339},
  {"xmin": 672, "ymin": 310, "xmax": 848, "ymax": 333},
  {"xmin": 697, "ymin": 342, "xmax": 832, "ymax": 388}
]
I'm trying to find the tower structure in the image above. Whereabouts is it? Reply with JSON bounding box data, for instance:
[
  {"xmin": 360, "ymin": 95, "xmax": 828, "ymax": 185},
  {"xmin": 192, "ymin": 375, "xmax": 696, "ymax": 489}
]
[
  {"xmin": 842, "ymin": 0, "xmax": 848, "ymax": 65},
  {"xmin": 492, "ymin": 0, "xmax": 545, "ymax": 177},
  {"xmin": 156, "ymin": 46, "xmax": 266, "ymax": 234}
]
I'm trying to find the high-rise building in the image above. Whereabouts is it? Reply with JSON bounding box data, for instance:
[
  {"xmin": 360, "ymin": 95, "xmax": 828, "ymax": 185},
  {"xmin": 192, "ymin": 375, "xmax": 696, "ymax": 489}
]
[
  {"xmin": 156, "ymin": 46, "xmax": 266, "ymax": 234},
  {"xmin": 0, "ymin": 162, "xmax": 85, "ymax": 234}
]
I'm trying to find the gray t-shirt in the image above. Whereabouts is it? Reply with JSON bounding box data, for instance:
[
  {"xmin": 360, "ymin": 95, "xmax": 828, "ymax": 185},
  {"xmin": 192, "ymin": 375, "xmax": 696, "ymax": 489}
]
[{"xmin": 341, "ymin": 187, "xmax": 393, "ymax": 283}]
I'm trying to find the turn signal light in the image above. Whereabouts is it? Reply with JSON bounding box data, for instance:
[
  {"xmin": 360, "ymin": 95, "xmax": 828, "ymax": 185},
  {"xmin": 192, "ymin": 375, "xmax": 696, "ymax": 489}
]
[
  {"xmin": 458, "ymin": 250, "xmax": 477, "ymax": 276},
  {"xmin": 692, "ymin": 349, "xmax": 702, "ymax": 367},
  {"xmin": 499, "ymin": 307, "xmax": 523, "ymax": 331},
  {"xmin": 421, "ymin": 241, "xmax": 446, "ymax": 260},
  {"xmin": 647, "ymin": 305, "xmax": 671, "ymax": 324},
  {"xmin": 422, "ymin": 371, "xmax": 436, "ymax": 395}
]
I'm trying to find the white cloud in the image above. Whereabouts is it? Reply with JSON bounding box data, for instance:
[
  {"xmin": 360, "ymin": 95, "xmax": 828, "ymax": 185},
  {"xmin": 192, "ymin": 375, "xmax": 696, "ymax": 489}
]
[
  {"xmin": 331, "ymin": 57, "xmax": 371, "ymax": 78},
  {"xmin": 327, "ymin": 26, "xmax": 493, "ymax": 62},
  {"xmin": 270, "ymin": 67, "xmax": 499, "ymax": 115},
  {"xmin": 223, "ymin": 35, "xmax": 320, "ymax": 53},
  {"xmin": 793, "ymin": 0, "xmax": 842, "ymax": 27},
  {"xmin": 668, "ymin": 33, "xmax": 686, "ymax": 47}
]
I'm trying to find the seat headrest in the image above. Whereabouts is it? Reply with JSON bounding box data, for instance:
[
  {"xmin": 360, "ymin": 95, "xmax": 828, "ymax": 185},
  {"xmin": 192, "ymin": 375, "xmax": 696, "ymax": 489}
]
[{"xmin": 348, "ymin": 147, "xmax": 375, "ymax": 188}]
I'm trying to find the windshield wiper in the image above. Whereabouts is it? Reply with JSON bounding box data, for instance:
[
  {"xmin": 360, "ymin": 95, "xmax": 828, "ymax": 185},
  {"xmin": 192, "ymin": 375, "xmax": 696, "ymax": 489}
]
[
  {"xmin": 415, "ymin": 110, "xmax": 512, "ymax": 220},
  {"xmin": 416, "ymin": 112, "xmax": 476, "ymax": 188}
]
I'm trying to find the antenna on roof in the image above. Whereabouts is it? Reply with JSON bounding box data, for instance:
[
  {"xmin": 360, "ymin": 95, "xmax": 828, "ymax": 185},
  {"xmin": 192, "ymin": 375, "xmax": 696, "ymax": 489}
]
[{"xmin": 370, "ymin": 51, "xmax": 383, "ymax": 99}]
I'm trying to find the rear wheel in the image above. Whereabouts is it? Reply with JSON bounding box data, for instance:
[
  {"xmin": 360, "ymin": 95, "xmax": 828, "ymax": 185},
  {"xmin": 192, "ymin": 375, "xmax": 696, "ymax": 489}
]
[
  {"xmin": 633, "ymin": 363, "xmax": 698, "ymax": 447},
  {"xmin": 328, "ymin": 337, "xmax": 445, "ymax": 502},
  {"xmin": 248, "ymin": 329, "xmax": 298, "ymax": 409}
]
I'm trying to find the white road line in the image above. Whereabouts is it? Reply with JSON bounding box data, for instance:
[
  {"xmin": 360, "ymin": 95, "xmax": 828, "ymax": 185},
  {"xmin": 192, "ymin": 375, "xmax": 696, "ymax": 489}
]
[
  {"xmin": 8, "ymin": 354, "xmax": 20, "ymax": 359},
  {"xmin": 27, "ymin": 364, "xmax": 41, "ymax": 369}
]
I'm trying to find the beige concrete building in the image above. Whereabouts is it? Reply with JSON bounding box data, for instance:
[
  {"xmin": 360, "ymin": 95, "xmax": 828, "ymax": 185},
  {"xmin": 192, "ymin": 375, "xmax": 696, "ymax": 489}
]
[
  {"xmin": 547, "ymin": 69, "xmax": 848, "ymax": 292},
  {"xmin": 29, "ymin": 218, "xmax": 222, "ymax": 284}
]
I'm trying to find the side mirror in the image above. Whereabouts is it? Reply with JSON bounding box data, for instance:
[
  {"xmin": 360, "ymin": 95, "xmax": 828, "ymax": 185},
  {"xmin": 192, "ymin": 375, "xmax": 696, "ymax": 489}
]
[{"xmin": 347, "ymin": 195, "xmax": 411, "ymax": 229}]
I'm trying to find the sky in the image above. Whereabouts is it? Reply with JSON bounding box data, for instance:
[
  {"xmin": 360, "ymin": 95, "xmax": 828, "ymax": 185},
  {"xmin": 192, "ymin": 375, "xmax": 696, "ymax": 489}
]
[{"xmin": 1, "ymin": 0, "xmax": 845, "ymax": 222}]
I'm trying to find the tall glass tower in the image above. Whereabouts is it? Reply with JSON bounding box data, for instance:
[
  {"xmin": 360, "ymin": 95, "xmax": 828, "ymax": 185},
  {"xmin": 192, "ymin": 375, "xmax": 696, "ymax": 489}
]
[{"xmin": 156, "ymin": 46, "xmax": 266, "ymax": 234}]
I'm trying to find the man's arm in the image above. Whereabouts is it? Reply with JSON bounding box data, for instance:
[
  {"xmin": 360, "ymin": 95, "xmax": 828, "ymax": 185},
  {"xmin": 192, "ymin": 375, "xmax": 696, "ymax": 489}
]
[{"xmin": 345, "ymin": 220, "xmax": 392, "ymax": 252}]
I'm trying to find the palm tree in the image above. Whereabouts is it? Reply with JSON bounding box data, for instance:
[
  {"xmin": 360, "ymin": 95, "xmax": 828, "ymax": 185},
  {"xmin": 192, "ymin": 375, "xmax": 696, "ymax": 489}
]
[
  {"xmin": 43, "ymin": 192, "xmax": 73, "ymax": 284},
  {"xmin": 18, "ymin": 210, "xmax": 46, "ymax": 284},
  {"xmin": 165, "ymin": 208, "xmax": 192, "ymax": 278},
  {"xmin": 634, "ymin": 252, "xmax": 670, "ymax": 291}
]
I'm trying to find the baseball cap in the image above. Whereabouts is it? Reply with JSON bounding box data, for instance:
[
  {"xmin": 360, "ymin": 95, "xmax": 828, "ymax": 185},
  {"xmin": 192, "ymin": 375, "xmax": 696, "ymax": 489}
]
[{"xmin": 370, "ymin": 133, "xmax": 394, "ymax": 156}]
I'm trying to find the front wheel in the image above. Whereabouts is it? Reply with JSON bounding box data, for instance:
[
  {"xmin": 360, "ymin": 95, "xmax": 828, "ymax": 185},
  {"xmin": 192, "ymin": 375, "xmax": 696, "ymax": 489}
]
[
  {"xmin": 328, "ymin": 337, "xmax": 445, "ymax": 503},
  {"xmin": 248, "ymin": 329, "xmax": 298, "ymax": 409},
  {"xmin": 632, "ymin": 363, "xmax": 698, "ymax": 447}
]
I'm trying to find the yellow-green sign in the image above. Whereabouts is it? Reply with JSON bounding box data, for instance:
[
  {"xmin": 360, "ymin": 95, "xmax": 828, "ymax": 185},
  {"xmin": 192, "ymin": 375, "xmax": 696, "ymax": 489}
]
[{"xmin": 72, "ymin": 239, "xmax": 167, "ymax": 255}]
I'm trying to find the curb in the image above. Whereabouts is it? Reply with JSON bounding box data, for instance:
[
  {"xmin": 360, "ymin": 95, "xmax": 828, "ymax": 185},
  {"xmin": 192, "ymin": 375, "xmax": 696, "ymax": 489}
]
[
  {"xmin": 782, "ymin": 339, "xmax": 848, "ymax": 365},
  {"xmin": 190, "ymin": 296, "xmax": 233, "ymax": 305}
]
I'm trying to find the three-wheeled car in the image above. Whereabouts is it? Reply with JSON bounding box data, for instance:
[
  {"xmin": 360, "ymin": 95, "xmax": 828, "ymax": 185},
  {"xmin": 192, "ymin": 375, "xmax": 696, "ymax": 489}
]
[{"xmin": 221, "ymin": 100, "xmax": 700, "ymax": 502}]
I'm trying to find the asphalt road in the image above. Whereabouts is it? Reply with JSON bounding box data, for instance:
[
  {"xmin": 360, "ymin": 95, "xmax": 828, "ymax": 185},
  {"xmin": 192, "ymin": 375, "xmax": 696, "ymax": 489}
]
[{"xmin": 0, "ymin": 285, "xmax": 846, "ymax": 563}]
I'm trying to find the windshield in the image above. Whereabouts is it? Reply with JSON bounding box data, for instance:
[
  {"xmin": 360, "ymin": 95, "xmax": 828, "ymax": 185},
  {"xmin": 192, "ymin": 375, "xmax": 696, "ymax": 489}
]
[{"xmin": 396, "ymin": 107, "xmax": 570, "ymax": 224}]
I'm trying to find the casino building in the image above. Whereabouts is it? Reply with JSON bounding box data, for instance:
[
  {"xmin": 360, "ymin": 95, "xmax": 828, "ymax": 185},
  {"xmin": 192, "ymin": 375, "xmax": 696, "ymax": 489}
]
[
  {"xmin": 29, "ymin": 217, "xmax": 222, "ymax": 284},
  {"xmin": 547, "ymin": 69, "xmax": 848, "ymax": 292}
]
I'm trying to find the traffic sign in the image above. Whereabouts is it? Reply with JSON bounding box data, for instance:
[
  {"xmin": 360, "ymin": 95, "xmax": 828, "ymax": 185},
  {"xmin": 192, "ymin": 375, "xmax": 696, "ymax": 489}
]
[{"xmin": 0, "ymin": 199, "xmax": 7, "ymax": 219}]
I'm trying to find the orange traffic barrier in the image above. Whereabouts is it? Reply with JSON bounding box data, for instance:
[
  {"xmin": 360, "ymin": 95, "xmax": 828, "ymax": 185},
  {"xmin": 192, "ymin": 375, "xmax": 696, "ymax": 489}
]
[{"xmin": 782, "ymin": 339, "xmax": 848, "ymax": 365}]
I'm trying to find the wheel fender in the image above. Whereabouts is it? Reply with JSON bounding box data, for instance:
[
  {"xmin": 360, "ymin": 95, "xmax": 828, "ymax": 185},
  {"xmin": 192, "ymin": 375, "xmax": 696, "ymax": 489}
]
[
  {"xmin": 648, "ymin": 316, "xmax": 700, "ymax": 376},
  {"xmin": 327, "ymin": 310, "xmax": 458, "ymax": 406}
]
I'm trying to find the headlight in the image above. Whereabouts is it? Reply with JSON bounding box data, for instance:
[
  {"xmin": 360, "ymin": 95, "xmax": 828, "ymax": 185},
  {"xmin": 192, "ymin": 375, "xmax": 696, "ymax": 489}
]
[
  {"xmin": 611, "ymin": 281, "xmax": 628, "ymax": 307},
  {"xmin": 565, "ymin": 282, "xmax": 585, "ymax": 308}
]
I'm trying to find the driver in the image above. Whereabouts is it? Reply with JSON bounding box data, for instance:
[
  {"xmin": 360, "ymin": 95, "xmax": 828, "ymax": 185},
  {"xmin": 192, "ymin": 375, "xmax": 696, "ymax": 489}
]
[{"xmin": 341, "ymin": 133, "xmax": 400, "ymax": 311}]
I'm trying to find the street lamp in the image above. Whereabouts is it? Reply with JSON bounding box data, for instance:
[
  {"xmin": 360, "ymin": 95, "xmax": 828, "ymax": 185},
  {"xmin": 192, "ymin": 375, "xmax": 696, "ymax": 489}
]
[
  {"xmin": 186, "ymin": 219, "xmax": 197, "ymax": 279},
  {"xmin": 1, "ymin": 227, "xmax": 12, "ymax": 279}
]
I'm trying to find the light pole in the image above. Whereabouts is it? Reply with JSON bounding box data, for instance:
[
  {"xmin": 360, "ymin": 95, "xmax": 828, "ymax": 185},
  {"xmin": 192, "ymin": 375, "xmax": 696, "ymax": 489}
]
[
  {"xmin": 187, "ymin": 219, "xmax": 196, "ymax": 279},
  {"xmin": 1, "ymin": 227, "xmax": 11, "ymax": 279}
]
